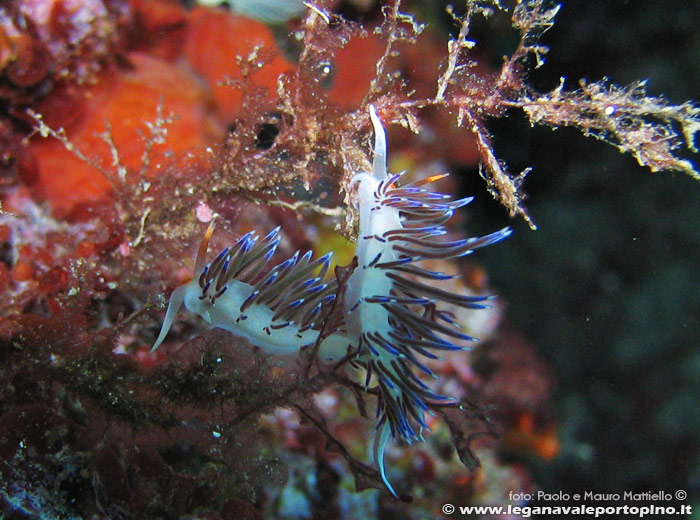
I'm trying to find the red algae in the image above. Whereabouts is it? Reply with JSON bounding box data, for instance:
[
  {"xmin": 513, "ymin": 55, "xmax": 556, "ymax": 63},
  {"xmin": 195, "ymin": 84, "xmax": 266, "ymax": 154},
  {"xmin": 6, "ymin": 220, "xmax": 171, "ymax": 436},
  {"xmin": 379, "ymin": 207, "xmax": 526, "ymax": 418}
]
[
  {"xmin": 129, "ymin": 0, "xmax": 188, "ymax": 60},
  {"xmin": 0, "ymin": 0, "xmax": 128, "ymax": 91},
  {"xmin": 327, "ymin": 32, "xmax": 386, "ymax": 109},
  {"xmin": 184, "ymin": 6, "xmax": 293, "ymax": 121},
  {"xmin": 28, "ymin": 52, "xmax": 221, "ymax": 215}
]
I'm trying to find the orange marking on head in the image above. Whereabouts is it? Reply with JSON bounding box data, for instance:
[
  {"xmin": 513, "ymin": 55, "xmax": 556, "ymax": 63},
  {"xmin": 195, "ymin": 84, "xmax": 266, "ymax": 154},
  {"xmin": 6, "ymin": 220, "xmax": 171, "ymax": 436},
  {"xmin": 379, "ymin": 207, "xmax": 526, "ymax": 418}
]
[
  {"xmin": 425, "ymin": 173, "xmax": 449, "ymax": 184},
  {"xmin": 195, "ymin": 220, "xmax": 216, "ymax": 274},
  {"xmin": 411, "ymin": 173, "xmax": 450, "ymax": 188}
]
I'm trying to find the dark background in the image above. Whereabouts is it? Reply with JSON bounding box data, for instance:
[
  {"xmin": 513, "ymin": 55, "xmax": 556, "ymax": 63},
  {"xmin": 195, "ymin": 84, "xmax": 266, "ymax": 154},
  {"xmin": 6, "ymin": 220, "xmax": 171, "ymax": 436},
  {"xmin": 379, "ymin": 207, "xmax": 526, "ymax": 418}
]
[{"xmin": 448, "ymin": 0, "xmax": 700, "ymax": 505}]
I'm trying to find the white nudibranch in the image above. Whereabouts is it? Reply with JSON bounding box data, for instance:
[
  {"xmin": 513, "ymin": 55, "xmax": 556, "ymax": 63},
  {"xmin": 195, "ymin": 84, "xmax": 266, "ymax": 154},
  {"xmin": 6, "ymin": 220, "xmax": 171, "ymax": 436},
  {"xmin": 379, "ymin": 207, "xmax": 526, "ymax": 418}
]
[
  {"xmin": 151, "ymin": 105, "xmax": 511, "ymax": 498},
  {"xmin": 151, "ymin": 221, "xmax": 351, "ymax": 362},
  {"xmin": 344, "ymin": 105, "xmax": 512, "ymax": 497}
]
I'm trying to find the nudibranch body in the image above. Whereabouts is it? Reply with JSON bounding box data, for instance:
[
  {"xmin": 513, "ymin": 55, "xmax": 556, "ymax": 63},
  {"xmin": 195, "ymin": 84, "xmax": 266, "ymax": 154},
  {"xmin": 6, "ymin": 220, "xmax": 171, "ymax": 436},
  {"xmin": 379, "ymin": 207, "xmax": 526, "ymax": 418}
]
[
  {"xmin": 345, "ymin": 106, "xmax": 512, "ymax": 496},
  {"xmin": 151, "ymin": 223, "xmax": 351, "ymax": 362}
]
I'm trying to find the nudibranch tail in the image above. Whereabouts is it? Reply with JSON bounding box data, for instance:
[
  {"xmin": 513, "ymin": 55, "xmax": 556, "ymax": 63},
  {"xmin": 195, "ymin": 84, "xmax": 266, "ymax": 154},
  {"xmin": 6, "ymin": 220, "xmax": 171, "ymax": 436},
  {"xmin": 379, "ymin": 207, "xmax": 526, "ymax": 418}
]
[{"xmin": 373, "ymin": 419, "xmax": 396, "ymax": 498}]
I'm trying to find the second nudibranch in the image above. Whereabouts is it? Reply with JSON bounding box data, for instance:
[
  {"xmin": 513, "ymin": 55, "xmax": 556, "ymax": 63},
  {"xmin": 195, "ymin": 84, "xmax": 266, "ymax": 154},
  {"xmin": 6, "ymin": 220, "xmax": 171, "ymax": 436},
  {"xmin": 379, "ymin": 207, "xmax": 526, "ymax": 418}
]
[
  {"xmin": 345, "ymin": 106, "xmax": 512, "ymax": 496},
  {"xmin": 151, "ymin": 222, "xmax": 351, "ymax": 362}
]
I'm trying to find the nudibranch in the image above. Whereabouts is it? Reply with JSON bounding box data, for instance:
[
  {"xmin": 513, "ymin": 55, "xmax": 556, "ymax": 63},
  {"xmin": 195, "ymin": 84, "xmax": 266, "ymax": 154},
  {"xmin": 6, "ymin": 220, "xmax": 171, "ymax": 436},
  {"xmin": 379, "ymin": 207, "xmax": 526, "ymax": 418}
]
[
  {"xmin": 151, "ymin": 105, "xmax": 511, "ymax": 498},
  {"xmin": 345, "ymin": 106, "xmax": 512, "ymax": 496},
  {"xmin": 151, "ymin": 222, "xmax": 351, "ymax": 362}
]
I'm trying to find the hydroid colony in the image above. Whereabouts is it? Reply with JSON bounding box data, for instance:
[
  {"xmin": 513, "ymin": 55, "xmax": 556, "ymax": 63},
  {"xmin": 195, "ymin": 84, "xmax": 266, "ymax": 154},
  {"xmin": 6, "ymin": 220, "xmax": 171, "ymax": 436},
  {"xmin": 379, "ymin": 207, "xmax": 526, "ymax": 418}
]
[{"xmin": 152, "ymin": 105, "xmax": 511, "ymax": 496}]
